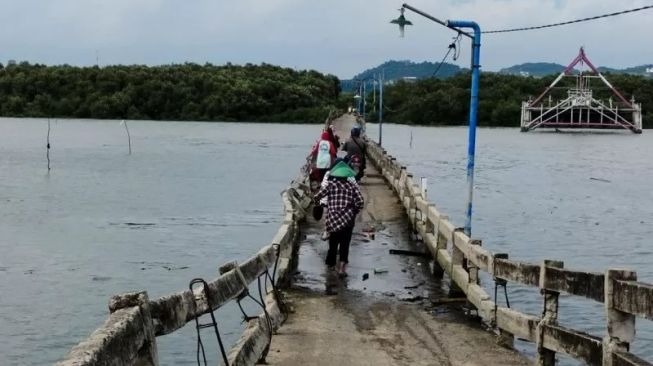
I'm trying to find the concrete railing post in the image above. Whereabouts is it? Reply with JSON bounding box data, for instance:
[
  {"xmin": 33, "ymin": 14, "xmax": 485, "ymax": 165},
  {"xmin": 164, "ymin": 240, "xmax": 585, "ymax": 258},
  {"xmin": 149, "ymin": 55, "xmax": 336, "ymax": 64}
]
[
  {"xmin": 449, "ymin": 229, "xmax": 465, "ymax": 297},
  {"xmin": 468, "ymin": 240, "xmax": 482, "ymax": 285},
  {"xmin": 425, "ymin": 205, "xmax": 436, "ymax": 233},
  {"xmin": 536, "ymin": 260, "xmax": 564, "ymax": 366},
  {"xmin": 406, "ymin": 172, "xmax": 414, "ymax": 205},
  {"xmin": 398, "ymin": 167, "xmax": 407, "ymax": 201},
  {"xmin": 432, "ymin": 215, "xmax": 448, "ymax": 279},
  {"xmin": 108, "ymin": 291, "xmax": 159, "ymax": 366},
  {"xmin": 492, "ymin": 253, "xmax": 514, "ymax": 348},
  {"xmin": 602, "ymin": 269, "xmax": 637, "ymax": 366}
]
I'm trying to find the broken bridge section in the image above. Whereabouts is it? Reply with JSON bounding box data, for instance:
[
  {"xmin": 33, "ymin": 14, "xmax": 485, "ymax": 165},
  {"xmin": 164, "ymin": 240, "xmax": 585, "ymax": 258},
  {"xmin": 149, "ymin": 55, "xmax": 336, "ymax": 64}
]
[{"xmin": 520, "ymin": 47, "xmax": 643, "ymax": 133}]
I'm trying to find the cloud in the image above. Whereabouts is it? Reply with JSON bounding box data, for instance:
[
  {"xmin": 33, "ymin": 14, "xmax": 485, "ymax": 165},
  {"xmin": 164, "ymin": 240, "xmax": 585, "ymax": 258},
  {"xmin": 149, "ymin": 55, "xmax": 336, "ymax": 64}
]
[{"xmin": 0, "ymin": 0, "xmax": 650, "ymax": 77}]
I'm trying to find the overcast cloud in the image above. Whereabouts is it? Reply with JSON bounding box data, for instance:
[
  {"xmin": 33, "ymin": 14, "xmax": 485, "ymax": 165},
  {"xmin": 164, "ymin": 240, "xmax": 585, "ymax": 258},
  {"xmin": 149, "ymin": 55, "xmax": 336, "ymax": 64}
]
[{"xmin": 0, "ymin": 0, "xmax": 651, "ymax": 78}]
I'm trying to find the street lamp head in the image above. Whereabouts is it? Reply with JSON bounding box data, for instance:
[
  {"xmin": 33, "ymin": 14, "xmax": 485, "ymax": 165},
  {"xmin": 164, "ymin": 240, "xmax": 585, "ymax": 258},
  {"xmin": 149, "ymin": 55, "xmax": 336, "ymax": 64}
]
[{"xmin": 390, "ymin": 8, "xmax": 412, "ymax": 37}]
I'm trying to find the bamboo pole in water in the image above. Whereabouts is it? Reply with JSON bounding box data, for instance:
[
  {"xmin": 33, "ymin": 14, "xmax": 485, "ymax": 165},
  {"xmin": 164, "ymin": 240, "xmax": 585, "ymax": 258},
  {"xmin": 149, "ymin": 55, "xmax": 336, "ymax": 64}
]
[
  {"xmin": 121, "ymin": 120, "xmax": 132, "ymax": 154},
  {"xmin": 46, "ymin": 119, "xmax": 51, "ymax": 170}
]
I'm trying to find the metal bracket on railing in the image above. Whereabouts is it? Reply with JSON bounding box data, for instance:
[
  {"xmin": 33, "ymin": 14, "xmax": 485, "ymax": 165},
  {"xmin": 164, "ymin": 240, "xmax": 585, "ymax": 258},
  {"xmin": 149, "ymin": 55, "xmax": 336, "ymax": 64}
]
[
  {"xmin": 189, "ymin": 278, "xmax": 230, "ymax": 366},
  {"xmin": 491, "ymin": 253, "xmax": 511, "ymax": 328},
  {"xmin": 233, "ymin": 263, "xmax": 274, "ymax": 364},
  {"xmin": 267, "ymin": 244, "xmax": 288, "ymax": 316}
]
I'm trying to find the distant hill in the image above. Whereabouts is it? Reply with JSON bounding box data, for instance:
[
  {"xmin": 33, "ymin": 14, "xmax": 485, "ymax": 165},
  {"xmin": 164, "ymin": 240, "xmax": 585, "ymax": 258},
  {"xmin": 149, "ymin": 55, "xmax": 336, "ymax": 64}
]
[
  {"xmin": 340, "ymin": 60, "xmax": 462, "ymax": 92},
  {"xmin": 599, "ymin": 64, "xmax": 653, "ymax": 77},
  {"xmin": 498, "ymin": 62, "xmax": 565, "ymax": 77},
  {"xmin": 500, "ymin": 62, "xmax": 653, "ymax": 78},
  {"xmin": 342, "ymin": 60, "xmax": 653, "ymax": 92}
]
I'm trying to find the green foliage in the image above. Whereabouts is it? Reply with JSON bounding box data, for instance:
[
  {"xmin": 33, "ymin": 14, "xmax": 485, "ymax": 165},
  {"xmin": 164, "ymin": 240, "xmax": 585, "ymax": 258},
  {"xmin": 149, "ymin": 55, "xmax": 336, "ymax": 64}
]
[
  {"xmin": 0, "ymin": 62, "xmax": 342, "ymax": 123},
  {"xmin": 379, "ymin": 72, "xmax": 653, "ymax": 128}
]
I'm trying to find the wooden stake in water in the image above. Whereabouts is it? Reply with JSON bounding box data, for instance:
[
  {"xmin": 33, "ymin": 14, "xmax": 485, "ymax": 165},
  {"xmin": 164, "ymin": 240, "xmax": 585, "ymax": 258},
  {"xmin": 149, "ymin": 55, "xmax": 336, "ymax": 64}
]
[
  {"xmin": 46, "ymin": 119, "xmax": 51, "ymax": 171},
  {"xmin": 120, "ymin": 120, "xmax": 132, "ymax": 154},
  {"xmin": 409, "ymin": 130, "xmax": 413, "ymax": 149}
]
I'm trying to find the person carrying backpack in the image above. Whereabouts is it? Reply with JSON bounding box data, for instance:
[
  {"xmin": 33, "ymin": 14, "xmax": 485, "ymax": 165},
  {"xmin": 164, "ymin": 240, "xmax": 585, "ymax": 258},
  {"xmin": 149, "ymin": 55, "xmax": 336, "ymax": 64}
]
[
  {"xmin": 342, "ymin": 125, "xmax": 366, "ymax": 181},
  {"xmin": 310, "ymin": 130, "xmax": 336, "ymax": 182}
]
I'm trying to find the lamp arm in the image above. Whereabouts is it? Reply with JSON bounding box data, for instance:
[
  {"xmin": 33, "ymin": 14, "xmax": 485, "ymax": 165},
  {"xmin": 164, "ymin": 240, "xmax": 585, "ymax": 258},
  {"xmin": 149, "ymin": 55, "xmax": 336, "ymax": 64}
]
[{"xmin": 402, "ymin": 3, "xmax": 473, "ymax": 38}]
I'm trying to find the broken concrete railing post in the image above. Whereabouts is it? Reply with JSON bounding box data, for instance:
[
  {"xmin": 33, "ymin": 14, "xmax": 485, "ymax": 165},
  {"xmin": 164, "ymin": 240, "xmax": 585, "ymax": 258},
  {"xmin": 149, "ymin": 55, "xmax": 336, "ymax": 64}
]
[
  {"xmin": 219, "ymin": 260, "xmax": 238, "ymax": 275},
  {"xmin": 602, "ymin": 269, "xmax": 637, "ymax": 366},
  {"xmin": 109, "ymin": 291, "xmax": 159, "ymax": 366},
  {"xmin": 468, "ymin": 240, "xmax": 482, "ymax": 286},
  {"xmin": 536, "ymin": 260, "xmax": 564, "ymax": 366}
]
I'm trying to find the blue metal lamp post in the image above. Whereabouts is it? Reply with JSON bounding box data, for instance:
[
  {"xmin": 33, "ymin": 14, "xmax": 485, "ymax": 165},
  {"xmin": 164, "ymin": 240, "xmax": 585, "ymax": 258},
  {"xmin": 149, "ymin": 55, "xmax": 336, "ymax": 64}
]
[
  {"xmin": 394, "ymin": 4, "xmax": 481, "ymax": 236},
  {"xmin": 448, "ymin": 20, "xmax": 481, "ymax": 237}
]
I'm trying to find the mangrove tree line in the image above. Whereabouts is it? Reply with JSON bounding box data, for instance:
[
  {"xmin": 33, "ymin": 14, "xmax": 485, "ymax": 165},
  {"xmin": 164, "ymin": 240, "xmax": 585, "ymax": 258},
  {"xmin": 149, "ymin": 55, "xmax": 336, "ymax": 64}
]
[{"xmin": 0, "ymin": 62, "xmax": 345, "ymax": 123}]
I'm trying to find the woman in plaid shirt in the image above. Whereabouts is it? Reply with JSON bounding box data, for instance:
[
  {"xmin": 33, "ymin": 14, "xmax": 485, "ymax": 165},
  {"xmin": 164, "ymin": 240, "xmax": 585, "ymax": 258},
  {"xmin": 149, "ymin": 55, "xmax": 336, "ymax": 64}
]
[{"xmin": 314, "ymin": 161, "xmax": 364, "ymax": 277}]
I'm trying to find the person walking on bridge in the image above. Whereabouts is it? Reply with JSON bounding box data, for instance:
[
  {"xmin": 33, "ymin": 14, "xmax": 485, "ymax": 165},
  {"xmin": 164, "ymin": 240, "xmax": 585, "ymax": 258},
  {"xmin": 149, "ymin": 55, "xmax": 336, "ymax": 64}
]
[
  {"xmin": 342, "ymin": 125, "xmax": 366, "ymax": 181},
  {"xmin": 310, "ymin": 130, "xmax": 337, "ymax": 183},
  {"xmin": 326, "ymin": 124, "xmax": 340, "ymax": 150},
  {"xmin": 314, "ymin": 161, "xmax": 364, "ymax": 277}
]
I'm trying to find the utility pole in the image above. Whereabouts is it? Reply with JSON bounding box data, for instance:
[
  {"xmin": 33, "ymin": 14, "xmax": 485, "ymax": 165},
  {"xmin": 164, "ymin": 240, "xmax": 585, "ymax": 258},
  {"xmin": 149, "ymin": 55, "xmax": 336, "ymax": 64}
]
[
  {"xmin": 362, "ymin": 81, "xmax": 366, "ymax": 120},
  {"xmin": 379, "ymin": 71, "xmax": 384, "ymax": 146}
]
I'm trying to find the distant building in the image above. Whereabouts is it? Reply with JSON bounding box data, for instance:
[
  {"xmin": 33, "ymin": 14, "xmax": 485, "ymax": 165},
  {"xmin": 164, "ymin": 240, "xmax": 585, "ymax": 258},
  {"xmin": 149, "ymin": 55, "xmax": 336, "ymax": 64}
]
[
  {"xmin": 646, "ymin": 67, "xmax": 653, "ymax": 73},
  {"xmin": 402, "ymin": 76, "xmax": 418, "ymax": 83}
]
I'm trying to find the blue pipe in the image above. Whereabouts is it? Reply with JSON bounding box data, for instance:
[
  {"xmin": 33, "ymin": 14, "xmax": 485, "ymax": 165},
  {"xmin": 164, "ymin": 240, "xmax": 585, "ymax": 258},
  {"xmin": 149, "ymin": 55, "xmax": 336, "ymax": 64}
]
[{"xmin": 447, "ymin": 20, "xmax": 481, "ymax": 237}]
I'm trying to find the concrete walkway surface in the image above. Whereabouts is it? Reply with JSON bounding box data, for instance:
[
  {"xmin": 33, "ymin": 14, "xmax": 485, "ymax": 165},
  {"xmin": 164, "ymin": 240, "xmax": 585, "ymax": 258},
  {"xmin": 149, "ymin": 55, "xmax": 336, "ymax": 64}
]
[{"xmin": 265, "ymin": 115, "xmax": 529, "ymax": 366}]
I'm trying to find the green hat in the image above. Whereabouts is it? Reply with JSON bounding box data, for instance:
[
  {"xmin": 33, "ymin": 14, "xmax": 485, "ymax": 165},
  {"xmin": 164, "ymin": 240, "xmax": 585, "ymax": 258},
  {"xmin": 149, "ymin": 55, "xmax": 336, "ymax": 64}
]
[{"xmin": 330, "ymin": 161, "xmax": 356, "ymax": 178}]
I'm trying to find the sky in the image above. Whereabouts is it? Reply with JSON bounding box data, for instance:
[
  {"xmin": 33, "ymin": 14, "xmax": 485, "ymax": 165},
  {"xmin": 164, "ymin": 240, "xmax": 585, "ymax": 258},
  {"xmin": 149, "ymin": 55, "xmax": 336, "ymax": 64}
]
[{"xmin": 0, "ymin": 0, "xmax": 651, "ymax": 78}]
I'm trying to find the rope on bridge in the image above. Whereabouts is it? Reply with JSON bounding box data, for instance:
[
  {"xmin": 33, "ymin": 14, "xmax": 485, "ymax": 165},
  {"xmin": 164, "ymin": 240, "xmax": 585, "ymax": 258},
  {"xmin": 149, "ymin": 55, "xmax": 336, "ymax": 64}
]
[{"xmin": 483, "ymin": 4, "xmax": 653, "ymax": 34}]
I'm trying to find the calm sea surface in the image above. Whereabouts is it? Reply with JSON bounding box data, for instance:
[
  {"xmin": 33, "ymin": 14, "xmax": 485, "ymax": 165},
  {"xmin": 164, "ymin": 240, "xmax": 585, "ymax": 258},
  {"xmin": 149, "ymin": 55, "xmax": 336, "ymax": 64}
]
[
  {"xmin": 0, "ymin": 118, "xmax": 318, "ymax": 365},
  {"xmin": 2, "ymin": 119, "xmax": 652, "ymax": 365},
  {"xmin": 367, "ymin": 123, "xmax": 653, "ymax": 362}
]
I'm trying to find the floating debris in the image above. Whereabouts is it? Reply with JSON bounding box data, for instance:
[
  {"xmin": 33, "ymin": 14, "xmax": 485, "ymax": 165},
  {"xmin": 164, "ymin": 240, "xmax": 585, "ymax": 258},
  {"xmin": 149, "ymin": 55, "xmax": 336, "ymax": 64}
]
[
  {"xmin": 590, "ymin": 177, "xmax": 611, "ymax": 183},
  {"xmin": 91, "ymin": 276, "xmax": 112, "ymax": 282}
]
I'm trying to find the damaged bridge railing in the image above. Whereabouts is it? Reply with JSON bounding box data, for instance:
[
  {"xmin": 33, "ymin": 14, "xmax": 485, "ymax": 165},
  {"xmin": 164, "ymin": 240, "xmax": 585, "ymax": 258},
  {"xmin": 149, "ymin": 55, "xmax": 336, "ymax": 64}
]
[
  {"xmin": 56, "ymin": 177, "xmax": 312, "ymax": 366},
  {"xmin": 366, "ymin": 139, "xmax": 653, "ymax": 366}
]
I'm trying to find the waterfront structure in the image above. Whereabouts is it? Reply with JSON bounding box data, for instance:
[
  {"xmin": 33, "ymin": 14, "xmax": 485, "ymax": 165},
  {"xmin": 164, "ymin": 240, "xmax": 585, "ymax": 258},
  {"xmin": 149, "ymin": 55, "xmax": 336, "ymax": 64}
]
[{"xmin": 520, "ymin": 48, "xmax": 643, "ymax": 133}]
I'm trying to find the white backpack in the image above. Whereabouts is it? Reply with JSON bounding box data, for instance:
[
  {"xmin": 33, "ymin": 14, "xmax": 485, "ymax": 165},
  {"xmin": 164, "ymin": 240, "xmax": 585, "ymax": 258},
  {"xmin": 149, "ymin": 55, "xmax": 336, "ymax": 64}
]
[{"xmin": 315, "ymin": 140, "xmax": 331, "ymax": 169}]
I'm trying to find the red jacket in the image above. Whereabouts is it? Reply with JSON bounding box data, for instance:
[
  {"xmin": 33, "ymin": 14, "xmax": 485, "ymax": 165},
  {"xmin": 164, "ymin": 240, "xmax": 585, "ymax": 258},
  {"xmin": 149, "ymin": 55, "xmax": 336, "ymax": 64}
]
[{"xmin": 311, "ymin": 131, "xmax": 336, "ymax": 158}]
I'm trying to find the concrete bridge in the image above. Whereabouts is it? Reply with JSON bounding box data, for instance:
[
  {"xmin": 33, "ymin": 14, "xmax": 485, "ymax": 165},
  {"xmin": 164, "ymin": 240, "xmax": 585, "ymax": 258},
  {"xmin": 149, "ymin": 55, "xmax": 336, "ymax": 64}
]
[{"xmin": 57, "ymin": 114, "xmax": 653, "ymax": 366}]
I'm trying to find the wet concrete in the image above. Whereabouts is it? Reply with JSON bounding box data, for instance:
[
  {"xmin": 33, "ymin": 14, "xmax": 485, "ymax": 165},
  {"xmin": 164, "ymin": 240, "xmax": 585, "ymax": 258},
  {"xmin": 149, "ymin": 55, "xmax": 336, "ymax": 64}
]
[{"xmin": 266, "ymin": 115, "xmax": 529, "ymax": 365}]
